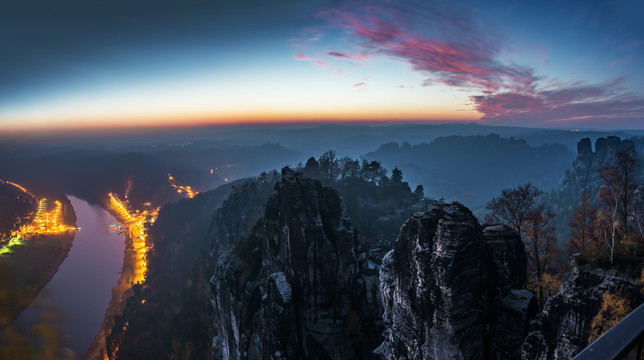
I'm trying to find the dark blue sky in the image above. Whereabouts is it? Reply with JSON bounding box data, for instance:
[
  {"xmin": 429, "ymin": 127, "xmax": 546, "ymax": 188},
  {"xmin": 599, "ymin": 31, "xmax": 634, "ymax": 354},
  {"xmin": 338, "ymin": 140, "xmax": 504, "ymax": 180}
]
[{"xmin": 1, "ymin": 0, "xmax": 643, "ymax": 130}]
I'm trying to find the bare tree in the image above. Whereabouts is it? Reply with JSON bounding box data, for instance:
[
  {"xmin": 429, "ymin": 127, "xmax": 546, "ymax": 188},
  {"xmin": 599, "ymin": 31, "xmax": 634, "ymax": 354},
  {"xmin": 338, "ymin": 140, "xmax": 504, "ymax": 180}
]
[
  {"xmin": 568, "ymin": 191, "xmax": 596, "ymax": 256},
  {"xmin": 525, "ymin": 204, "xmax": 558, "ymax": 306},
  {"xmin": 338, "ymin": 157, "xmax": 360, "ymax": 179},
  {"xmin": 595, "ymin": 203, "xmax": 618, "ymax": 265},
  {"xmin": 485, "ymin": 183, "xmax": 542, "ymax": 238},
  {"xmin": 319, "ymin": 150, "xmax": 340, "ymax": 180},
  {"xmin": 597, "ymin": 147, "xmax": 641, "ymax": 264},
  {"xmin": 487, "ymin": 183, "xmax": 561, "ymax": 307},
  {"xmin": 634, "ymin": 185, "xmax": 644, "ymax": 238},
  {"xmin": 600, "ymin": 148, "xmax": 639, "ymax": 235},
  {"xmin": 525, "ymin": 204, "xmax": 557, "ymax": 279}
]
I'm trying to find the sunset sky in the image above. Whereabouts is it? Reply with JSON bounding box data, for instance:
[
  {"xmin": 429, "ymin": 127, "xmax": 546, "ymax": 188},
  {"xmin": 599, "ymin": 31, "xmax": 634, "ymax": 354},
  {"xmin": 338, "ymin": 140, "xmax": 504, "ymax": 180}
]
[{"xmin": 1, "ymin": 0, "xmax": 643, "ymax": 131}]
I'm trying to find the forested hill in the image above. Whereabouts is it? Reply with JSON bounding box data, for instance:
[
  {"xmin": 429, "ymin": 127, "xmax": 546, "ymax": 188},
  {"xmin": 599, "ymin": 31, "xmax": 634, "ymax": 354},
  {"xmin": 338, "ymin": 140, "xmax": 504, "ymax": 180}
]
[{"xmin": 366, "ymin": 134, "xmax": 574, "ymax": 207}]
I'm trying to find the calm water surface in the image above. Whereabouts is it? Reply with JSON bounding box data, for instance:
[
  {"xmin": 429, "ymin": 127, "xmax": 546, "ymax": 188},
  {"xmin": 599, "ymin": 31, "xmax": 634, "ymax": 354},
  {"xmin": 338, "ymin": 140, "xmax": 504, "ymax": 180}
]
[{"xmin": 13, "ymin": 195, "xmax": 125, "ymax": 357}]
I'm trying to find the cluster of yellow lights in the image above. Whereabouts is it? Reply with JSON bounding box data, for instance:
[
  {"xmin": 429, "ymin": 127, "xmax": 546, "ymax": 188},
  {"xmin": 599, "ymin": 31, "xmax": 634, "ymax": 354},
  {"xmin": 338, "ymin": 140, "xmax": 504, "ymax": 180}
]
[
  {"xmin": 11, "ymin": 199, "xmax": 76, "ymax": 237},
  {"xmin": 0, "ymin": 181, "xmax": 77, "ymax": 255},
  {"xmin": 209, "ymin": 167, "xmax": 233, "ymax": 183},
  {"xmin": 107, "ymin": 192, "xmax": 157, "ymax": 284},
  {"xmin": 167, "ymin": 174, "xmax": 198, "ymax": 199},
  {"xmin": 1, "ymin": 179, "xmax": 31, "ymax": 195},
  {"xmin": 0, "ymin": 236, "xmax": 25, "ymax": 255},
  {"xmin": 20, "ymin": 199, "xmax": 64, "ymax": 233}
]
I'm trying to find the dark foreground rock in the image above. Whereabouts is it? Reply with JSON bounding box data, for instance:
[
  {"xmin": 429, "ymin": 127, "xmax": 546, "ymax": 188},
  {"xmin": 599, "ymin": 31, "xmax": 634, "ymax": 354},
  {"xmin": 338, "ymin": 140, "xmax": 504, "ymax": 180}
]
[
  {"xmin": 210, "ymin": 168, "xmax": 373, "ymax": 360},
  {"xmin": 521, "ymin": 260, "xmax": 644, "ymax": 360},
  {"xmin": 375, "ymin": 202, "xmax": 536, "ymax": 360}
]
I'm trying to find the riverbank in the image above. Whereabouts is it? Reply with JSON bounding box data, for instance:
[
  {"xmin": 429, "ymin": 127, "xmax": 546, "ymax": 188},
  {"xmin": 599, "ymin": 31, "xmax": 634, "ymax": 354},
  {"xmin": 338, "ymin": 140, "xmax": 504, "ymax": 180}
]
[
  {"xmin": 83, "ymin": 195, "xmax": 154, "ymax": 360},
  {"xmin": 0, "ymin": 197, "xmax": 76, "ymax": 330}
]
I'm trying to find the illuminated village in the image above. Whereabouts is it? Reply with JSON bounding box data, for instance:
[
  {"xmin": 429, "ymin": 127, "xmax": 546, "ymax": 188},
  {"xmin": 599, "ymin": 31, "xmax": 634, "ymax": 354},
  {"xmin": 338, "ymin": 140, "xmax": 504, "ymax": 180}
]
[
  {"xmin": 167, "ymin": 174, "xmax": 198, "ymax": 199},
  {"xmin": 0, "ymin": 180, "xmax": 77, "ymax": 255},
  {"xmin": 107, "ymin": 192, "xmax": 158, "ymax": 284}
]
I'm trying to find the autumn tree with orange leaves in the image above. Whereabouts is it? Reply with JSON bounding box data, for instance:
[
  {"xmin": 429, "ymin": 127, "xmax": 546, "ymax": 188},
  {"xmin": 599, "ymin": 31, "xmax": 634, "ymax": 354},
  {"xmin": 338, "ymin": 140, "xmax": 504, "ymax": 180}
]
[
  {"xmin": 568, "ymin": 192, "xmax": 597, "ymax": 258},
  {"xmin": 486, "ymin": 183, "xmax": 562, "ymax": 307},
  {"xmin": 596, "ymin": 148, "xmax": 642, "ymax": 264},
  {"xmin": 588, "ymin": 292, "xmax": 632, "ymax": 343}
]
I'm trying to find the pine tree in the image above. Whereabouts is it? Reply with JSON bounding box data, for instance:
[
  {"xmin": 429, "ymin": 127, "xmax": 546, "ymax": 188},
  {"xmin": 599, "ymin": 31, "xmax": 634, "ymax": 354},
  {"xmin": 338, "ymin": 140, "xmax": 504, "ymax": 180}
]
[
  {"xmin": 391, "ymin": 167, "xmax": 403, "ymax": 184},
  {"xmin": 485, "ymin": 183, "xmax": 542, "ymax": 238},
  {"xmin": 414, "ymin": 185, "xmax": 424, "ymax": 199}
]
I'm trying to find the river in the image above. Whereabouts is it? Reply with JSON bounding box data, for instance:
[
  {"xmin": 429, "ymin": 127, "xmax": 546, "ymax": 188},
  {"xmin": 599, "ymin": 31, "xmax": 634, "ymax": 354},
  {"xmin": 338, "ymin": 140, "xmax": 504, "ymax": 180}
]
[{"xmin": 12, "ymin": 195, "xmax": 125, "ymax": 358}]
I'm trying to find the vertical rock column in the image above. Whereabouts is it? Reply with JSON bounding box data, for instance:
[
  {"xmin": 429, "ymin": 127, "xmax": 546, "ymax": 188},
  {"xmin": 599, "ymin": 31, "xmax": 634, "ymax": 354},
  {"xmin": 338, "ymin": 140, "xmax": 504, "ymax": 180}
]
[{"xmin": 376, "ymin": 203, "xmax": 488, "ymax": 360}]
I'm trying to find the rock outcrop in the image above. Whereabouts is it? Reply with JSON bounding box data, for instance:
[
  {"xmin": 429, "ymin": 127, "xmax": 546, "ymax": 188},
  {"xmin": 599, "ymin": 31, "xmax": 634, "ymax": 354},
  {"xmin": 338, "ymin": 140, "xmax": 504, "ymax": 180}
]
[
  {"xmin": 562, "ymin": 136, "xmax": 635, "ymax": 198},
  {"xmin": 375, "ymin": 202, "xmax": 536, "ymax": 360},
  {"xmin": 521, "ymin": 259, "xmax": 644, "ymax": 360},
  {"xmin": 208, "ymin": 170, "xmax": 281, "ymax": 253},
  {"xmin": 210, "ymin": 168, "xmax": 369, "ymax": 360},
  {"xmin": 484, "ymin": 225, "xmax": 538, "ymax": 359}
]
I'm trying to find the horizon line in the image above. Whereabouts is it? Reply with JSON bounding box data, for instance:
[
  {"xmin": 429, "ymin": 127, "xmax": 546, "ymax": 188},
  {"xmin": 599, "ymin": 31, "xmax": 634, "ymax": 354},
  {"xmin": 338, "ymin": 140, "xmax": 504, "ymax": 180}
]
[{"xmin": 1, "ymin": 119, "xmax": 641, "ymax": 142}]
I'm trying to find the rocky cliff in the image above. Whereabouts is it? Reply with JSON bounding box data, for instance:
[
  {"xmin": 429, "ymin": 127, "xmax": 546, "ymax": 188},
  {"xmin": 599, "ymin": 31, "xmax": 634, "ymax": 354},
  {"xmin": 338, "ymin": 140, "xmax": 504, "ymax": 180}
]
[
  {"xmin": 521, "ymin": 259, "xmax": 644, "ymax": 360},
  {"xmin": 210, "ymin": 168, "xmax": 375, "ymax": 359},
  {"xmin": 209, "ymin": 171, "xmax": 644, "ymax": 360},
  {"xmin": 561, "ymin": 136, "xmax": 635, "ymax": 198},
  {"xmin": 375, "ymin": 202, "xmax": 536, "ymax": 360},
  {"xmin": 208, "ymin": 170, "xmax": 280, "ymax": 253}
]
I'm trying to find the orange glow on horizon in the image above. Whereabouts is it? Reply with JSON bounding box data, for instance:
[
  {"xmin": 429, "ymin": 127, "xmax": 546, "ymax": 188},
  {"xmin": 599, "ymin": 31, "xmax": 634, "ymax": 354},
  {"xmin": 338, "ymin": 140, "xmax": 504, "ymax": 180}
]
[
  {"xmin": 0, "ymin": 61, "xmax": 483, "ymax": 133},
  {"xmin": 0, "ymin": 114, "xmax": 482, "ymax": 133},
  {"xmin": 0, "ymin": 104, "xmax": 482, "ymax": 133}
]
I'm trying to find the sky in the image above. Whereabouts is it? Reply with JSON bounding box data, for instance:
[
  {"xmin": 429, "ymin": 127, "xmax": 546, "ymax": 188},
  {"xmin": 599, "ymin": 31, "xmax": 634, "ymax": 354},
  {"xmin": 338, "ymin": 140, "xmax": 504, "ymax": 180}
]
[{"xmin": 1, "ymin": 0, "xmax": 643, "ymax": 131}]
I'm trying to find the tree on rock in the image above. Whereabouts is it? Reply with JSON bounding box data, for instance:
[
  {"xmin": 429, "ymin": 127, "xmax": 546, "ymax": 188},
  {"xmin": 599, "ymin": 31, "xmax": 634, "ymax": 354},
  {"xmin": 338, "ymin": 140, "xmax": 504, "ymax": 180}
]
[
  {"xmin": 597, "ymin": 147, "xmax": 642, "ymax": 264},
  {"xmin": 391, "ymin": 167, "xmax": 403, "ymax": 184},
  {"xmin": 303, "ymin": 157, "xmax": 320, "ymax": 178},
  {"xmin": 568, "ymin": 191, "xmax": 597, "ymax": 258},
  {"xmin": 600, "ymin": 148, "xmax": 639, "ymax": 236},
  {"xmin": 485, "ymin": 183, "xmax": 542, "ymax": 238},
  {"xmin": 414, "ymin": 185, "xmax": 424, "ymax": 199},
  {"xmin": 588, "ymin": 292, "xmax": 632, "ymax": 343},
  {"xmin": 319, "ymin": 150, "xmax": 340, "ymax": 180},
  {"xmin": 486, "ymin": 183, "xmax": 561, "ymax": 307}
]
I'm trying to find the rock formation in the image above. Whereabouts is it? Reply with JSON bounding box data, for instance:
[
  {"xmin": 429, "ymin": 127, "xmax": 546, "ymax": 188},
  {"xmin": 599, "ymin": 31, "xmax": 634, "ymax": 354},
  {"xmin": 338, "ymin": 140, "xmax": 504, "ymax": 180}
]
[
  {"xmin": 375, "ymin": 202, "xmax": 536, "ymax": 360},
  {"xmin": 562, "ymin": 136, "xmax": 635, "ymax": 198},
  {"xmin": 208, "ymin": 170, "xmax": 280, "ymax": 253},
  {"xmin": 210, "ymin": 168, "xmax": 371, "ymax": 360},
  {"xmin": 521, "ymin": 259, "xmax": 644, "ymax": 360},
  {"xmin": 209, "ymin": 172, "xmax": 643, "ymax": 360}
]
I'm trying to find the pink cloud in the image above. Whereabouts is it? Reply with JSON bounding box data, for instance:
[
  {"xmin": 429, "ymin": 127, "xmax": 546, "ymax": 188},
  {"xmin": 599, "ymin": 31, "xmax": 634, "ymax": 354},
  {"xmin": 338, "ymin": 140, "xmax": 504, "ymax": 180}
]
[
  {"xmin": 294, "ymin": 53, "xmax": 325, "ymax": 67},
  {"xmin": 328, "ymin": 51, "xmax": 352, "ymax": 59},
  {"xmin": 293, "ymin": 53, "xmax": 343, "ymax": 77},
  {"xmin": 319, "ymin": 2, "xmax": 643, "ymax": 126},
  {"xmin": 353, "ymin": 82, "xmax": 366, "ymax": 87},
  {"xmin": 471, "ymin": 79, "xmax": 644, "ymax": 125},
  {"xmin": 326, "ymin": 51, "xmax": 370, "ymax": 63},
  {"xmin": 294, "ymin": 53, "xmax": 314, "ymax": 61},
  {"xmin": 325, "ymin": 5, "xmax": 540, "ymax": 95}
]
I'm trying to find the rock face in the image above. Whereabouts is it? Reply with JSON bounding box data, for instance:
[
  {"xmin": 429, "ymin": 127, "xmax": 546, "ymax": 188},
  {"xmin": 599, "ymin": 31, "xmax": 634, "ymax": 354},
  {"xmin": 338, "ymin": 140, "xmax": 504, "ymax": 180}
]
[
  {"xmin": 562, "ymin": 136, "xmax": 635, "ymax": 198},
  {"xmin": 208, "ymin": 170, "xmax": 280, "ymax": 253},
  {"xmin": 484, "ymin": 225, "xmax": 538, "ymax": 359},
  {"xmin": 521, "ymin": 260, "xmax": 644, "ymax": 360},
  {"xmin": 210, "ymin": 168, "xmax": 367, "ymax": 360},
  {"xmin": 375, "ymin": 202, "xmax": 536, "ymax": 360}
]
